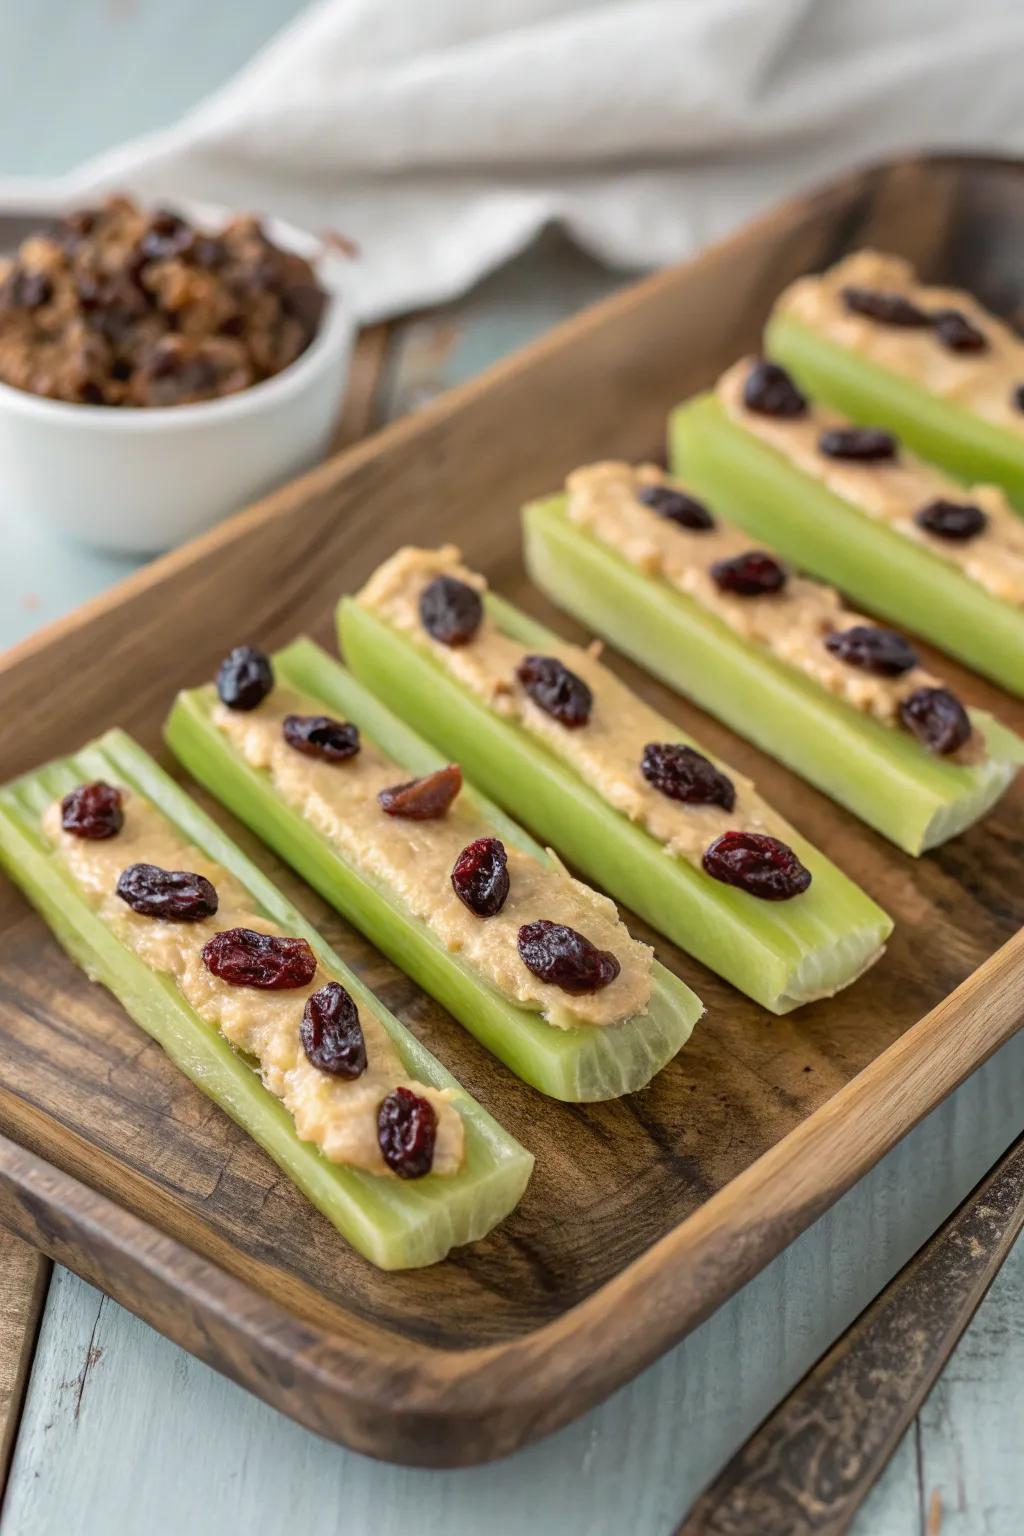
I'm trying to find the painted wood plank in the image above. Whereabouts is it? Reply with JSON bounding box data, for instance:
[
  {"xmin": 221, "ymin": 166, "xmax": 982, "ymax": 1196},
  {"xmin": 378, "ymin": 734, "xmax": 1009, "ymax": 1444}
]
[{"xmin": 6, "ymin": 1029, "xmax": 1020, "ymax": 1536}]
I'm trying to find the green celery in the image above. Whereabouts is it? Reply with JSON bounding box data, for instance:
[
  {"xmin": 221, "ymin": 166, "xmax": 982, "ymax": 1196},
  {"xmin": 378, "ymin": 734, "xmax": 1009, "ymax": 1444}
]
[
  {"xmin": 338, "ymin": 597, "xmax": 892, "ymax": 1014},
  {"xmin": 0, "ymin": 731, "xmax": 533, "ymax": 1269}
]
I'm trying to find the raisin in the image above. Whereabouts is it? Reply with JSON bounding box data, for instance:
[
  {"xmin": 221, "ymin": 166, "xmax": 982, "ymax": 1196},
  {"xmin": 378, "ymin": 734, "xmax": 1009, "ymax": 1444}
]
[
  {"xmin": 116, "ymin": 863, "xmax": 218, "ymax": 921},
  {"xmin": 899, "ymin": 687, "xmax": 971, "ymax": 755},
  {"xmin": 702, "ymin": 831, "xmax": 811, "ymax": 901},
  {"xmin": 282, "ymin": 714, "xmax": 360, "ymax": 762},
  {"xmin": 136, "ymin": 209, "xmax": 195, "ymax": 264},
  {"xmin": 377, "ymin": 1087, "xmax": 437, "ymax": 1179},
  {"xmin": 419, "ymin": 575, "xmax": 483, "ymax": 647},
  {"xmin": 61, "ymin": 781, "xmax": 124, "ymax": 840},
  {"xmin": 637, "ymin": 483, "xmax": 715, "ymax": 531},
  {"xmin": 451, "ymin": 838, "xmax": 510, "ymax": 917},
  {"xmin": 640, "ymin": 742, "xmax": 735, "ymax": 810},
  {"xmin": 2, "ymin": 269, "xmax": 53, "ymax": 311},
  {"xmin": 742, "ymin": 360, "xmax": 807, "ymax": 418},
  {"xmin": 818, "ymin": 426, "xmax": 897, "ymax": 461},
  {"xmin": 710, "ymin": 550, "xmax": 787, "ymax": 597},
  {"xmin": 841, "ymin": 286, "xmax": 929, "ymax": 327},
  {"xmin": 932, "ymin": 308, "xmax": 987, "ymax": 353},
  {"xmin": 914, "ymin": 498, "xmax": 987, "ymax": 541},
  {"xmin": 216, "ymin": 645, "xmax": 274, "ymax": 711},
  {"xmin": 300, "ymin": 982, "xmax": 367, "ymax": 1078},
  {"xmin": 1013, "ymin": 383, "xmax": 1024, "ymax": 413},
  {"xmin": 516, "ymin": 654, "xmax": 593, "ymax": 727},
  {"xmin": 378, "ymin": 764, "xmax": 462, "ymax": 819},
  {"xmin": 202, "ymin": 928, "xmax": 317, "ymax": 989},
  {"xmin": 517, "ymin": 920, "xmax": 621, "ymax": 994},
  {"xmin": 824, "ymin": 624, "xmax": 918, "ymax": 677}
]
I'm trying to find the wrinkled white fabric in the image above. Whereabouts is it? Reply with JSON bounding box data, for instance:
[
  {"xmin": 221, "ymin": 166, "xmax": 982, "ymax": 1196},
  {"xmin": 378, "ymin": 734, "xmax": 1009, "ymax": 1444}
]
[{"xmin": 2, "ymin": 0, "xmax": 1022, "ymax": 319}]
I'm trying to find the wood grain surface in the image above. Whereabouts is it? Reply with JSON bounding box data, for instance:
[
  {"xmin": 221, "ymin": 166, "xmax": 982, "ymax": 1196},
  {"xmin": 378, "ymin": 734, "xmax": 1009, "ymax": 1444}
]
[{"xmin": 1, "ymin": 154, "xmax": 1023, "ymax": 1465}]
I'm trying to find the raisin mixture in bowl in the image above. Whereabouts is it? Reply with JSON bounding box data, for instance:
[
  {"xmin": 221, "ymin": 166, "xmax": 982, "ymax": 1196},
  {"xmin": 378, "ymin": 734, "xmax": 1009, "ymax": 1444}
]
[{"xmin": 0, "ymin": 196, "xmax": 329, "ymax": 408}]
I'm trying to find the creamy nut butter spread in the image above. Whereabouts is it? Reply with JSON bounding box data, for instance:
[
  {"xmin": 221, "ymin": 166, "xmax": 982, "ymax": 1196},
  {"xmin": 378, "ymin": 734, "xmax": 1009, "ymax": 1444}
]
[
  {"xmin": 214, "ymin": 682, "xmax": 652, "ymax": 1029},
  {"xmin": 719, "ymin": 356, "xmax": 1024, "ymax": 608},
  {"xmin": 44, "ymin": 793, "xmax": 463, "ymax": 1176},
  {"xmin": 563, "ymin": 460, "xmax": 985, "ymax": 767},
  {"xmin": 775, "ymin": 249, "xmax": 1024, "ymax": 436},
  {"xmin": 358, "ymin": 546, "xmax": 801, "ymax": 863}
]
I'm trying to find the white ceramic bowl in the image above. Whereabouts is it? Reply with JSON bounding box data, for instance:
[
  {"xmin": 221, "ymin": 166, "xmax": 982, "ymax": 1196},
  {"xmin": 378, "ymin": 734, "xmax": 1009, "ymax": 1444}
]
[{"xmin": 0, "ymin": 204, "xmax": 355, "ymax": 554}]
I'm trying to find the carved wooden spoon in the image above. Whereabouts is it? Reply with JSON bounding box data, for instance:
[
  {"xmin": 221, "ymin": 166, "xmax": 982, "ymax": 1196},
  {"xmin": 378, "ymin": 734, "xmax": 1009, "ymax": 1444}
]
[{"xmin": 676, "ymin": 1133, "xmax": 1024, "ymax": 1536}]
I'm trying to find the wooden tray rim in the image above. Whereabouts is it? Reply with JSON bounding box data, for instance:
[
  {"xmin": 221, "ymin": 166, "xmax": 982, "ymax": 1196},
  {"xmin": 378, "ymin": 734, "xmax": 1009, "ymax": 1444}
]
[{"xmin": 2, "ymin": 150, "xmax": 1023, "ymax": 1466}]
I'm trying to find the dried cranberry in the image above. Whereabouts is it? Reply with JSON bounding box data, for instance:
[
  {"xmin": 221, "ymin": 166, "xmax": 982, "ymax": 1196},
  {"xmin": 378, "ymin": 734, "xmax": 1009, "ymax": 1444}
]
[
  {"xmin": 824, "ymin": 624, "xmax": 918, "ymax": 677},
  {"xmin": 116, "ymin": 863, "xmax": 218, "ymax": 921},
  {"xmin": 637, "ymin": 484, "xmax": 715, "ymax": 531},
  {"xmin": 301, "ymin": 982, "xmax": 367, "ymax": 1078},
  {"xmin": 216, "ymin": 646, "xmax": 274, "ymax": 711},
  {"xmin": 898, "ymin": 687, "xmax": 971, "ymax": 755},
  {"xmin": 282, "ymin": 714, "xmax": 360, "ymax": 763},
  {"xmin": 61, "ymin": 782, "xmax": 124, "ymax": 840},
  {"xmin": 702, "ymin": 831, "xmax": 811, "ymax": 901},
  {"xmin": 378, "ymin": 764, "xmax": 462, "ymax": 819},
  {"xmin": 451, "ymin": 838, "xmax": 510, "ymax": 917},
  {"xmin": 819, "ymin": 426, "xmax": 898, "ymax": 461},
  {"xmin": 377, "ymin": 1087, "xmax": 436, "ymax": 1179},
  {"xmin": 841, "ymin": 286, "xmax": 929, "ymax": 327},
  {"xmin": 914, "ymin": 499, "xmax": 987, "ymax": 541},
  {"xmin": 640, "ymin": 742, "xmax": 735, "ymax": 810},
  {"xmin": 419, "ymin": 575, "xmax": 483, "ymax": 647},
  {"xmin": 517, "ymin": 920, "xmax": 621, "ymax": 995},
  {"xmin": 710, "ymin": 550, "xmax": 787, "ymax": 597},
  {"xmin": 932, "ymin": 309, "xmax": 987, "ymax": 353},
  {"xmin": 516, "ymin": 654, "xmax": 593, "ymax": 727},
  {"xmin": 202, "ymin": 928, "xmax": 317, "ymax": 989},
  {"xmin": 742, "ymin": 360, "xmax": 807, "ymax": 418}
]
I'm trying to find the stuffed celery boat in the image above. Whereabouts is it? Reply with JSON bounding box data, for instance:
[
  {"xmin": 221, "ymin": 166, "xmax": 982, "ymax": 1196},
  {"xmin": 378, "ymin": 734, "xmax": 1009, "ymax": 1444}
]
[
  {"xmin": 338, "ymin": 549, "xmax": 892, "ymax": 1014},
  {"xmin": 523, "ymin": 465, "xmax": 1023, "ymax": 854},
  {"xmin": 670, "ymin": 357, "xmax": 1024, "ymax": 697},
  {"xmin": 166, "ymin": 643, "xmax": 701, "ymax": 1101},
  {"xmin": 0, "ymin": 730, "xmax": 533, "ymax": 1270},
  {"xmin": 765, "ymin": 250, "xmax": 1024, "ymax": 506}
]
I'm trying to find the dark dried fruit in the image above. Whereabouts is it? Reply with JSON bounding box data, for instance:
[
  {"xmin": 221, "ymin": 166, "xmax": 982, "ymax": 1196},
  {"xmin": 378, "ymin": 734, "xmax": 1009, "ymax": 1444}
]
[
  {"xmin": 637, "ymin": 483, "xmax": 715, "ymax": 531},
  {"xmin": 378, "ymin": 764, "xmax": 462, "ymax": 819},
  {"xmin": 702, "ymin": 831, "xmax": 812, "ymax": 901},
  {"xmin": 137, "ymin": 209, "xmax": 195, "ymax": 263},
  {"xmin": 301, "ymin": 982, "xmax": 367, "ymax": 1078},
  {"xmin": 914, "ymin": 498, "xmax": 987, "ymax": 541},
  {"xmin": 451, "ymin": 838, "xmax": 510, "ymax": 917},
  {"xmin": 1013, "ymin": 383, "xmax": 1024, "ymax": 414},
  {"xmin": 282, "ymin": 714, "xmax": 360, "ymax": 762},
  {"xmin": 377, "ymin": 1086, "xmax": 437, "ymax": 1179},
  {"xmin": 841, "ymin": 286, "xmax": 929, "ymax": 327},
  {"xmin": 202, "ymin": 928, "xmax": 317, "ymax": 989},
  {"xmin": 61, "ymin": 781, "xmax": 124, "ymax": 840},
  {"xmin": 516, "ymin": 654, "xmax": 593, "ymax": 727},
  {"xmin": 824, "ymin": 624, "xmax": 918, "ymax": 677},
  {"xmin": 2, "ymin": 268, "xmax": 53, "ymax": 311},
  {"xmin": 710, "ymin": 550, "xmax": 787, "ymax": 597},
  {"xmin": 116, "ymin": 863, "xmax": 218, "ymax": 922},
  {"xmin": 216, "ymin": 645, "xmax": 274, "ymax": 711},
  {"xmin": 517, "ymin": 920, "xmax": 621, "ymax": 995},
  {"xmin": 742, "ymin": 360, "xmax": 807, "ymax": 418},
  {"xmin": 419, "ymin": 575, "xmax": 483, "ymax": 647},
  {"xmin": 932, "ymin": 308, "xmax": 987, "ymax": 353},
  {"xmin": 818, "ymin": 426, "xmax": 898, "ymax": 461},
  {"xmin": 640, "ymin": 742, "xmax": 735, "ymax": 810},
  {"xmin": 898, "ymin": 687, "xmax": 972, "ymax": 756}
]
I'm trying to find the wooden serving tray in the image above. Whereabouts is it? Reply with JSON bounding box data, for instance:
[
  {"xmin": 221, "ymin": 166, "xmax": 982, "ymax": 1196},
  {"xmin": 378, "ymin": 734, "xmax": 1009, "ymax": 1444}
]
[{"xmin": 1, "ymin": 153, "xmax": 1023, "ymax": 1469}]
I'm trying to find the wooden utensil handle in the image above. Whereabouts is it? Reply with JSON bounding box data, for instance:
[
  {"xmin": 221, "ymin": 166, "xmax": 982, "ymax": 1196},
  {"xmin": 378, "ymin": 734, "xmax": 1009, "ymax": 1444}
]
[{"xmin": 676, "ymin": 1133, "xmax": 1024, "ymax": 1536}]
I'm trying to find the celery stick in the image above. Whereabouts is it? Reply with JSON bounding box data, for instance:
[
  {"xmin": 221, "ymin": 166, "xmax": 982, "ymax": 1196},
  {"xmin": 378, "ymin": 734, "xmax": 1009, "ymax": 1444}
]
[
  {"xmin": 0, "ymin": 731, "xmax": 533, "ymax": 1269},
  {"xmin": 166, "ymin": 649, "xmax": 701, "ymax": 1101},
  {"xmin": 669, "ymin": 391, "xmax": 1024, "ymax": 697},
  {"xmin": 338, "ymin": 600, "xmax": 891, "ymax": 1014},
  {"xmin": 768, "ymin": 310, "xmax": 1024, "ymax": 508},
  {"xmin": 523, "ymin": 493, "xmax": 1023, "ymax": 855}
]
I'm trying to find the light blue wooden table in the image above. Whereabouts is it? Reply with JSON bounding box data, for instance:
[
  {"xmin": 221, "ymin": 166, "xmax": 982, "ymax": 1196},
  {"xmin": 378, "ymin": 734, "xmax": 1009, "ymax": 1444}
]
[{"xmin": 0, "ymin": 6, "xmax": 1021, "ymax": 1533}]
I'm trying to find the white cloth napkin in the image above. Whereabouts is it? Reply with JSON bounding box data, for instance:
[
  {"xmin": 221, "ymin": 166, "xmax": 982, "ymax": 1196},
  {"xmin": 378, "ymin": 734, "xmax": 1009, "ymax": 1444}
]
[{"xmin": 4, "ymin": 0, "xmax": 1024, "ymax": 321}]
